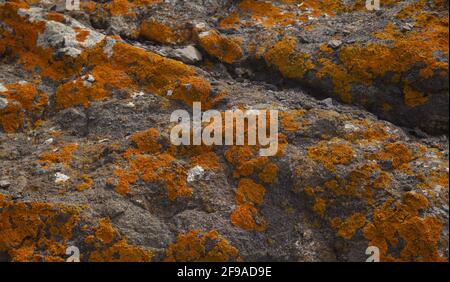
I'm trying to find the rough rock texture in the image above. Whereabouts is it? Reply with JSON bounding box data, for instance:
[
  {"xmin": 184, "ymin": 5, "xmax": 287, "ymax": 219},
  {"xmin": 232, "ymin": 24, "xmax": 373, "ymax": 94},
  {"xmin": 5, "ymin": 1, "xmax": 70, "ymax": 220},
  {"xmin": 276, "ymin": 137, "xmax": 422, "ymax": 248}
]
[{"xmin": 0, "ymin": 0, "xmax": 448, "ymax": 262}]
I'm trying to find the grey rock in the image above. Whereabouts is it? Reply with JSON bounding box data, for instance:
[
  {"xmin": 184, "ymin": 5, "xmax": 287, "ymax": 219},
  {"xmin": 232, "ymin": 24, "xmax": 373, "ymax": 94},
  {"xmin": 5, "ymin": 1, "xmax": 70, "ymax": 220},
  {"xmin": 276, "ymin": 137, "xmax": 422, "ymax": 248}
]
[
  {"xmin": 0, "ymin": 83, "xmax": 7, "ymax": 92},
  {"xmin": 0, "ymin": 180, "xmax": 10, "ymax": 189},
  {"xmin": 401, "ymin": 23, "xmax": 414, "ymax": 32},
  {"xmin": 327, "ymin": 39, "xmax": 342, "ymax": 49},
  {"xmin": 171, "ymin": 45, "xmax": 203, "ymax": 64},
  {"xmin": 0, "ymin": 97, "xmax": 8, "ymax": 110}
]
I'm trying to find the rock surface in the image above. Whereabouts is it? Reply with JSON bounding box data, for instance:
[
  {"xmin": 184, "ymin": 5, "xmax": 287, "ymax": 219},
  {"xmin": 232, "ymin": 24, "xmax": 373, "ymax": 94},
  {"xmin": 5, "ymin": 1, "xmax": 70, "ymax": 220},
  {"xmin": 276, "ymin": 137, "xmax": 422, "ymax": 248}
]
[{"xmin": 0, "ymin": 0, "xmax": 448, "ymax": 262}]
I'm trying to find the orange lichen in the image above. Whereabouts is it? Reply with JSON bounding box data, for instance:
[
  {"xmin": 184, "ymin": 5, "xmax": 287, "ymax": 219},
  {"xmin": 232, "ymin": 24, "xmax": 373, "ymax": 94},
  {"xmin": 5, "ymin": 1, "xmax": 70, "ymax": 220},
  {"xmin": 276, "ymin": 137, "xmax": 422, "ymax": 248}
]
[
  {"xmin": 88, "ymin": 238, "xmax": 153, "ymax": 262},
  {"xmin": 308, "ymin": 140, "xmax": 353, "ymax": 171},
  {"xmin": 367, "ymin": 142, "xmax": 413, "ymax": 171},
  {"xmin": 105, "ymin": 0, "xmax": 133, "ymax": 16},
  {"xmin": 46, "ymin": 12, "xmax": 65, "ymax": 22},
  {"xmin": 280, "ymin": 109, "xmax": 307, "ymax": 132},
  {"xmin": 88, "ymin": 217, "xmax": 153, "ymax": 262},
  {"xmin": 189, "ymin": 150, "xmax": 221, "ymax": 170},
  {"xmin": 0, "ymin": 82, "xmax": 48, "ymax": 132},
  {"xmin": 313, "ymin": 197, "xmax": 327, "ymax": 216},
  {"xmin": 1, "ymin": 83, "xmax": 47, "ymax": 112},
  {"xmin": 0, "ymin": 3, "xmax": 79, "ymax": 81},
  {"xmin": 80, "ymin": 0, "xmax": 97, "ymax": 12},
  {"xmin": 104, "ymin": 0, "xmax": 161, "ymax": 17},
  {"xmin": 114, "ymin": 168, "xmax": 137, "ymax": 195},
  {"xmin": 107, "ymin": 41, "xmax": 214, "ymax": 106},
  {"xmin": 130, "ymin": 128, "xmax": 162, "ymax": 154},
  {"xmin": 0, "ymin": 194, "xmax": 80, "ymax": 261},
  {"xmin": 373, "ymin": 171, "xmax": 392, "ymax": 189},
  {"xmin": 1, "ymin": 3, "xmax": 215, "ymax": 109},
  {"xmin": 95, "ymin": 218, "xmax": 116, "ymax": 245},
  {"xmin": 315, "ymin": 14, "xmax": 448, "ymax": 106},
  {"xmin": 363, "ymin": 192, "xmax": 446, "ymax": 261},
  {"xmin": 163, "ymin": 230, "xmax": 240, "ymax": 262},
  {"xmin": 40, "ymin": 143, "xmax": 78, "ymax": 167},
  {"xmin": 139, "ymin": 19, "xmax": 190, "ymax": 45},
  {"xmin": 299, "ymin": 0, "xmax": 347, "ymax": 17},
  {"xmin": 224, "ymin": 145, "xmax": 278, "ymax": 182},
  {"xmin": 236, "ymin": 178, "xmax": 266, "ymax": 205},
  {"xmin": 258, "ymin": 162, "xmax": 278, "ymax": 184},
  {"xmin": 74, "ymin": 27, "xmax": 90, "ymax": 42},
  {"xmin": 116, "ymin": 128, "xmax": 193, "ymax": 200},
  {"xmin": 140, "ymin": 154, "xmax": 191, "ymax": 200},
  {"xmin": 362, "ymin": 123, "xmax": 391, "ymax": 142},
  {"xmin": 230, "ymin": 203, "xmax": 267, "ymax": 232},
  {"xmin": 404, "ymin": 83, "xmax": 429, "ymax": 107},
  {"xmin": 264, "ymin": 36, "xmax": 314, "ymax": 79},
  {"xmin": 55, "ymin": 65, "xmax": 133, "ymax": 109},
  {"xmin": 0, "ymin": 102, "xmax": 24, "ymax": 133},
  {"xmin": 416, "ymin": 170, "xmax": 449, "ymax": 190},
  {"xmin": 317, "ymin": 57, "xmax": 353, "ymax": 103},
  {"xmin": 331, "ymin": 213, "xmax": 366, "ymax": 240},
  {"xmin": 198, "ymin": 30, "xmax": 243, "ymax": 64},
  {"xmin": 76, "ymin": 174, "xmax": 93, "ymax": 191},
  {"xmin": 219, "ymin": 12, "xmax": 241, "ymax": 30}
]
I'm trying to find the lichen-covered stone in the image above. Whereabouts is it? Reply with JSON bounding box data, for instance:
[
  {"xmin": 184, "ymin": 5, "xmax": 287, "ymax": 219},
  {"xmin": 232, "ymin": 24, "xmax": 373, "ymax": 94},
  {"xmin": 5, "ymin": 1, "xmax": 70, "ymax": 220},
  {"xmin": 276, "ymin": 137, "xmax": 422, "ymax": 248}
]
[{"xmin": 0, "ymin": 0, "xmax": 447, "ymax": 262}]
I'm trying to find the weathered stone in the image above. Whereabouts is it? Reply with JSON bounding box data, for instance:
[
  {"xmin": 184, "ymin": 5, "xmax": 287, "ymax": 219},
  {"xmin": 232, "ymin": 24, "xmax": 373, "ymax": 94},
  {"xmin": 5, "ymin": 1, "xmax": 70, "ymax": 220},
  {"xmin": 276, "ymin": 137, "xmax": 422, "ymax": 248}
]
[
  {"xmin": 171, "ymin": 45, "xmax": 203, "ymax": 64},
  {"xmin": 0, "ymin": 0, "xmax": 447, "ymax": 263}
]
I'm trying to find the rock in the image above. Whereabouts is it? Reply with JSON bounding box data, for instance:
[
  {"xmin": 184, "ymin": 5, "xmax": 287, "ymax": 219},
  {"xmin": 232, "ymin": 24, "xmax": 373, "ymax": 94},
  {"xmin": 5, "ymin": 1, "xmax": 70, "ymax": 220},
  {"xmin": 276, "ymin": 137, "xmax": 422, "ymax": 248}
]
[
  {"xmin": 0, "ymin": 97, "xmax": 8, "ymax": 110},
  {"xmin": 0, "ymin": 180, "xmax": 10, "ymax": 189},
  {"xmin": 0, "ymin": 83, "xmax": 7, "ymax": 92},
  {"xmin": 43, "ymin": 138, "xmax": 54, "ymax": 145},
  {"xmin": 0, "ymin": 0, "xmax": 448, "ymax": 263},
  {"xmin": 327, "ymin": 39, "xmax": 342, "ymax": 49},
  {"xmin": 54, "ymin": 172, "xmax": 70, "ymax": 184},
  {"xmin": 85, "ymin": 74, "xmax": 95, "ymax": 83},
  {"xmin": 187, "ymin": 165, "xmax": 205, "ymax": 183},
  {"xmin": 55, "ymin": 108, "xmax": 87, "ymax": 136},
  {"xmin": 131, "ymin": 91, "xmax": 145, "ymax": 99},
  {"xmin": 171, "ymin": 45, "xmax": 203, "ymax": 64},
  {"xmin": 320, "ymin": 98, "xmax": 334, "ymax": 107},
  {"xmin": 401, "ymin": 23, "xmax": 414, "ymax": 32}
]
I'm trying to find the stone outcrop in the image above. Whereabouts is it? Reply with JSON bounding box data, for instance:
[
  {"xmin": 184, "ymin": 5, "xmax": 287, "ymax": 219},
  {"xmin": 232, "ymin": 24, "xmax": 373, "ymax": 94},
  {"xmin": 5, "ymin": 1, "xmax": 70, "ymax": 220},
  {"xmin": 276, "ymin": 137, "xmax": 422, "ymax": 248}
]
[{"xmin": 0, "ymin": 0, "xmax": 448, "ymax": 262}]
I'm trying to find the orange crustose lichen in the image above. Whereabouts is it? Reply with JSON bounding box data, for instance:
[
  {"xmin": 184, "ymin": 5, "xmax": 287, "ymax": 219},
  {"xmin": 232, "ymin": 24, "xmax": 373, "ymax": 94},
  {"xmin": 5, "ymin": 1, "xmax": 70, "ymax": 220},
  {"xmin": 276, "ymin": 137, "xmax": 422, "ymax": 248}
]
[
  {"xmin": 198, "ymin": 29, "xmax": 243, "ymax": 64},
  {"xmin": 230, "ymin": 203, "xmax": 268, "ymax": 232},
  {"xmin": 363, "ymin": 192, "xmax": 446, "ymax": 261},
  {"xmin": 140, "ymin": 19, "xmax": 190, "ymax": 45},
  {"xmin": 115, "ymin": 128, "xmax": 192, "ymax": 200},
  {"xmin": 163, "ymin": 230, "xmax": 240, "ymax": 262},
  {"xmin": 264, "ymin": 36, "xmax": 314, "ymax": 79},
  {"xmin": 40, "ymin": 143, "xmax": 78, "ymax": 167},
  {"xmin": 0, "ymin": 82, "xmax": 48, "ymax": 133},
  {"xmin": 307, "ymin": 139, "xmax": 353, "ymax": 171}
]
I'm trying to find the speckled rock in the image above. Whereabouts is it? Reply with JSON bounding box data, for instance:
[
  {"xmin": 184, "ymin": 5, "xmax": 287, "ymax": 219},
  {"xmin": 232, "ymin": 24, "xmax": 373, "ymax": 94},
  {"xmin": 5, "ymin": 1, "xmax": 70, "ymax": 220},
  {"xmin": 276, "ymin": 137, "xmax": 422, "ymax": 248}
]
[{"xmin": 0, "ymin": 0, "xmax": 448, "ymax": 262}]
